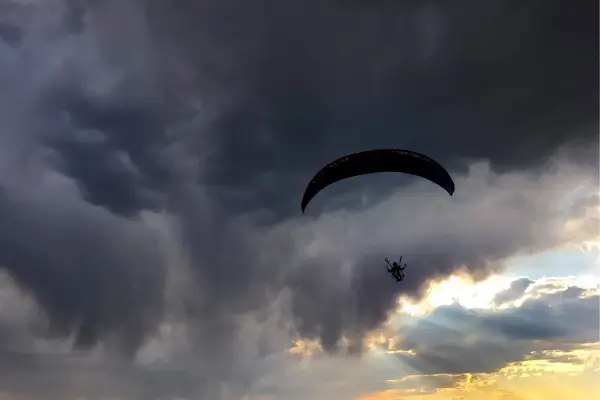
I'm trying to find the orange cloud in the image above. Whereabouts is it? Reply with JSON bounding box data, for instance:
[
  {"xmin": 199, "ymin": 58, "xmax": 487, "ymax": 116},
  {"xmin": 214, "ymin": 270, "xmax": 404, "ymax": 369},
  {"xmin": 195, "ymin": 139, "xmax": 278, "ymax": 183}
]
[{"xmin": 355, "ymin": 345, "xmax": 600, "ymax": 400}]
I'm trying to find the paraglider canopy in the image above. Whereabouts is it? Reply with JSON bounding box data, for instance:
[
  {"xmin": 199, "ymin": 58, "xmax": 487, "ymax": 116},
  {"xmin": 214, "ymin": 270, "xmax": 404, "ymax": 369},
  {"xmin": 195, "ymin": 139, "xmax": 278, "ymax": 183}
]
[{"xmin": 300, "ymin": 148, "xmax": 455, "ymax": 213}]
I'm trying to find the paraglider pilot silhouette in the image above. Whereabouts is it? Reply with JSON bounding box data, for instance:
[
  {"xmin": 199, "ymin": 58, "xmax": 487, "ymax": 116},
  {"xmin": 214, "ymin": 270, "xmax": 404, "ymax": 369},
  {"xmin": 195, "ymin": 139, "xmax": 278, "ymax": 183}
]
[{"xmin": 385, "ymin": 257, "xmax": 407, "ymax": 282}]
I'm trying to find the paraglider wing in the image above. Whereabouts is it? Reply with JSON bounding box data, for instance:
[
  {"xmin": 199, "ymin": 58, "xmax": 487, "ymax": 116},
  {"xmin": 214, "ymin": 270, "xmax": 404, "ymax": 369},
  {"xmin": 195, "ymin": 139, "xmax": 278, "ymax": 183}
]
[{"xmin": 300, "ymin": 149, "xmax": 455, "ymax": 213}]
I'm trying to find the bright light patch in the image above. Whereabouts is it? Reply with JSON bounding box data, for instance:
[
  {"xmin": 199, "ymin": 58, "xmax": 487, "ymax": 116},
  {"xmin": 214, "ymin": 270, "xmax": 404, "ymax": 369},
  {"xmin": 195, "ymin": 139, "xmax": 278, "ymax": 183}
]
[
  {"xmin": 396, "ymin": 247, "xmax": 599, "ymax": 317},
  {"xmin": 398, "ymin": 274, "xmax": 514, "ymax": 316}
]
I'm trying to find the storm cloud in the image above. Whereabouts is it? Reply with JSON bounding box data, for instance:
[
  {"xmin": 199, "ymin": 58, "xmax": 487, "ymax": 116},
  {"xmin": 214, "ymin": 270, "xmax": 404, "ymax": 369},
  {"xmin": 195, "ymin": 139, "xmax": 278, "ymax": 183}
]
[{"xmin": 0, "ymin": 0, "xmax": 597, "ymax": 398}]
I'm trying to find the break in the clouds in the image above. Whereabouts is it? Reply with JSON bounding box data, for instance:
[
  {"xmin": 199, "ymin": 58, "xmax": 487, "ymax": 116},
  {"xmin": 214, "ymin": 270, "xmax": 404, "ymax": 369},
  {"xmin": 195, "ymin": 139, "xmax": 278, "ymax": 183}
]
[
  {"xmin": 397, "ymin": 284, "xmax": 599, "ymax": 375},
  {"xmin": 0, "ymin": 0, "xmax": 597, "ymax": 398},
  {"xmin": 250, "ymin": 276, "xmax": 600, "ymax": 399}
]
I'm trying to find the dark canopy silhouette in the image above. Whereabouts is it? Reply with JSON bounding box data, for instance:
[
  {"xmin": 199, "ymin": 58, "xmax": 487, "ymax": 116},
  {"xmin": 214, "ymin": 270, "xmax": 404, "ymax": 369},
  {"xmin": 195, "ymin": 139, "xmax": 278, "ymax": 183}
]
[{"xmin": 301, "ymin": 149, "xmax": 455, "ymax": 213}]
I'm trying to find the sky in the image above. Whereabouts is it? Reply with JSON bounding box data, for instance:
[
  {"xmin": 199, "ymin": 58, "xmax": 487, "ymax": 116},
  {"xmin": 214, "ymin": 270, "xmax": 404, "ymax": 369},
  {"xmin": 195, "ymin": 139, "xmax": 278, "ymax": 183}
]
[{"xmin": 0, "ymin": 0, "xmax": 598, "ymax": 399}]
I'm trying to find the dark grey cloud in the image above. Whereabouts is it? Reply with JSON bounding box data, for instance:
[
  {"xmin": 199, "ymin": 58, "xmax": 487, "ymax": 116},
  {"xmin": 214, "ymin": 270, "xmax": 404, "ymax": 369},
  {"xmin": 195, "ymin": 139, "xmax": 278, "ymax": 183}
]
[
  {"xmin": 493, "ymin": 277, "xmax": 534, "ymax": 306},
  {"xmin": 12, "ymin": 0, "xmax": 595, "ymax": 218},
  {"xmin": 183, "ymin": 0, "xmax": 597, "ymax": 216},
  {"xmin": 0, "ymin": 22, "xmax": 21, "ymax": 46},
  {"xmin": 0, "ymin": 176, "xmax": 165, "ymax": 355},
  {"xmin": 0, "ymin": 351, "xmax": 217, "ymax": 400},
  {"xmin": 0, "ymin": 0, "xmax": 597, "ymax": 398}
]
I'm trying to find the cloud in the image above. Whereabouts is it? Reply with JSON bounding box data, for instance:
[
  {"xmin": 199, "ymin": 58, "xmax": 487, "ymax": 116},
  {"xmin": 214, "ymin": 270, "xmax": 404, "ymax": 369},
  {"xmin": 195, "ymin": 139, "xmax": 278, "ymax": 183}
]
[
  {"xmin": 248, "ymin": 278, "xmax": 599, "ymax": 399},
  {"xmin": 276, "ymin": 163, "xmax": 596, "ymax": 351},
  {"xmin": 0, "ymin": 176, "xmax": 165, "ymax": 355},
  {"xmin": 190, "ymin": 0, "xmax": 598, "ymax": 217},
  {"xmin": 4, "ymin": 0, "xmax": 595, "ymax": 218},
  {"xmin": 0, "ymin": 0, "xmax": 597, "ymax": 399},
  {"xmin": 493, "ymin": 277, "xmax": 534, "ymax": 306},
  {"xmin": 394, "ymin": 280, "xmax": 599, "ymax": 376}
]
